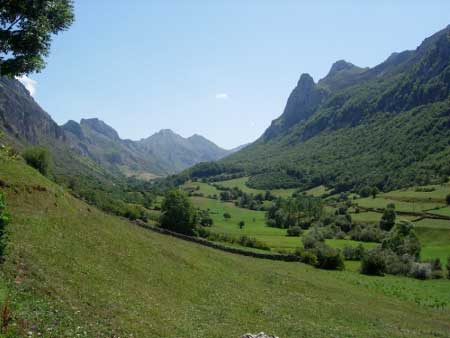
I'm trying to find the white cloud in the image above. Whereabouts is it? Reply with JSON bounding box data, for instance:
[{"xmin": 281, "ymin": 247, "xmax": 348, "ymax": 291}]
[
  {"xmin": 215, "ymin": 93, "xmax": 228, "ymax": 99},
  {"xmin": 15, "ymin": 75, "xmax": 37, "ymax": 97}
]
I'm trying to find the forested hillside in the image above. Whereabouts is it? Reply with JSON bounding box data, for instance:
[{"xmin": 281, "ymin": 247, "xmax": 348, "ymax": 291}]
[{"xmin": 187, "ymin": 25, "xmax": 450, "ymax": 192}]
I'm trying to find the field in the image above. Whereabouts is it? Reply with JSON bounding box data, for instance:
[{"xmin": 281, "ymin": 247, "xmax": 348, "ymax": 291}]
[
  {"xmin": 1, "ymin": 158, "xmax": 450, "ymax": 337},
  {"xmin": 213, "ymin": 177, "xmax": 296, "ymax": 198},
  {"xmin": 186, "ymin": 178, "xmax": 450, "ymax": 265}
]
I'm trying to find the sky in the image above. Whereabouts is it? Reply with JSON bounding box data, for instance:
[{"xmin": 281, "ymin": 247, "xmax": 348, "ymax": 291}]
[{"xmin": 20, "ymin": 1, "xmax": 450, "ymax": 149}]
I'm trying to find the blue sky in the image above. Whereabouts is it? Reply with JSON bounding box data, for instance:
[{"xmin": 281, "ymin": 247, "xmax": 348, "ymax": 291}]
[{"xmin": 22, "ymin": 1, "xmax": 450, "ymax": 149}]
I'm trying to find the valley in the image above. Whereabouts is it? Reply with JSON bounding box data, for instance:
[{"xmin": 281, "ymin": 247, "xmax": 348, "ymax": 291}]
[{"xmin": 0, "ymin": 3, "xmax": 450, "ymax": 337}]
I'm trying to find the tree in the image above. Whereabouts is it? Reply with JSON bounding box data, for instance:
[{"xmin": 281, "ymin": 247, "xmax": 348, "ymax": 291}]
[
  {"xmin": 22, "ymin": 146, "xmax": 51, "ymax": 176},
  {"xmin": 379, "ymin": 204, "xmax": 396, "ymax": 231},
  {"xmin": 446, "ymin": 194, "xmax": 450, "ymax": 206},
  {"xmin": 371, "ymin": 187, "xmax": 380, "ymax": 199},
  {"xmin": 382, "ymin": 221, "xmax": 421, "ymax": 259},
  {"xmin": 238, "ymin": 220, "xmax": 245, "ymax": 229},
  {"xmin": 223, "ymin": 212, "xmax": 231, "ymax": 220},
  {"xmin": 0, "ymin": 0, "xmax": 74, "ymax": 76},
  {"xmin": 359, "ymin": 186, "xmax": 372, "ymax": 198},
  {"xmin": 361, "ymin": 249, "xmax": 387, "ymax": 276},
  {"xmin": 160, "ymin": 190, "xmax": 196, "ymax": 235}
]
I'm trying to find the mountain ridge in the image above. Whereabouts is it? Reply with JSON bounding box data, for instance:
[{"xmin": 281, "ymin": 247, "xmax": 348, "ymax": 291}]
[{"xmin": 186, "ymin": 24, "xmax": 450, "ymax": 192}]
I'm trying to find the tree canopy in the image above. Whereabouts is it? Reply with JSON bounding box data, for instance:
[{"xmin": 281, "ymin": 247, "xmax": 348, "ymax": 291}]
[
  {"xmin": 0, "ymin": 0, "xmax": 74, "ymax": 76},
  {"xmin": 160, "ymin": 189, "xmax": 196, "ymax": 235}
]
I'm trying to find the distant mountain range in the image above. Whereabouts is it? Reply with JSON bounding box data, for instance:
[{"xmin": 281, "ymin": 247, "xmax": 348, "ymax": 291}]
[
  {"xmin": 62, "ymin": 118, "xmax": 233, "ymax": 177},
  {"xmin": 0, "ymin": 76, "xmax": 237, "ymax": 180},
  {"xmin": 188, "ymin": 25, "xmax": 450, "ymax": 192}
]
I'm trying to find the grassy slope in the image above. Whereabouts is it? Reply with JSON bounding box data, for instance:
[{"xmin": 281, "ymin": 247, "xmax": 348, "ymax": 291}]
[{"xmin": 1, "ymin": 159, "xmax": 450, "ymax": 337}]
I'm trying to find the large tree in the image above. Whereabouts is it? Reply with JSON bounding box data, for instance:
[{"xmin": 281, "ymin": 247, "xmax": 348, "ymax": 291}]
[
  {"xmin": 0, "ymin": 0, "xmax": 74, "ymax": 76},
  {"xmin": 160, "ymin": 190, "xmax": 196, "ymax": 235}
]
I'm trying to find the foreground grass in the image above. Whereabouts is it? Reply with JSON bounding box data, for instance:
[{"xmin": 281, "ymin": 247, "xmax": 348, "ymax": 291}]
[{"xmin": 1, "ymin": 159, "xmax": 450, "ymax": 337}]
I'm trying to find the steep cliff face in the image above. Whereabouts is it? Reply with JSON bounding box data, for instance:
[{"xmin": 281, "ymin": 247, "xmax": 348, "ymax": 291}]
[
  {"xmin": 0, "ymin": 77, "xmax": 64, "ymax": 144},
  {"xmin": 263, "ymin": 73, "xmax": 327, "ymax": 139}
]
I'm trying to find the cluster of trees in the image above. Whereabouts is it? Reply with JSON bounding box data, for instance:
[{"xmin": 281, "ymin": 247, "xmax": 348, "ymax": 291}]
[
  {"xmin": 266, "ymin": 196, "xmax": 323, "ymax": 231},
  {"xmin": 360, "ymin": 220, "xmax": 434, "ymax": 279},
  {"xmin": 212, "ymin": 185, "xmax": 275, "ymax": 211}
]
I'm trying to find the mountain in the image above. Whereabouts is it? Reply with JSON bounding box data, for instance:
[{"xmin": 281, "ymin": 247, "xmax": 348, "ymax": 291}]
[
  {"xmin": 188, "ymin": 25, "xmax": 450, "ymax": 192},
  {"xmin": 62, "ymin": 118, "xmax": 168, "ymax": 178},
  {"xmin": 137, "ymin": 129, "xmax": 231, "ymax": 173}
]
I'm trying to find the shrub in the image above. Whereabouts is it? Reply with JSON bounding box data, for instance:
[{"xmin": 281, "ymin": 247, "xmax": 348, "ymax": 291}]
[
  {"xmin": 382, "ymin": 221, "xmax": 421, "ymax": 259},
  {"xmin": 350, "ymin": 224, "xmax": 385, "ymax": 243},
  {"xmin": 446, "ymin": 194, "xmax": 450, "ymax": 206},
  {"xmin": 409, "ymin": 262, "xmax": 432, "ymax": 280},
  {"xmin": 238, "ymin": 220, "xmax": 245, "ymax": 229},
  {"xmin": 359, "ymin": 186, "xmax": 372, "ymax": 198},
  {"xmin": 385, "ymin": 252, "xmax": 413, "ymax": 275},
  {"xmin": 303, "ymin": 228, "xmax": 324, "ymax": 249},
  {"xmin": 294, "ymin": 247, "xmax": 318, "ymax": 266},
  {"xmin": 238, "ymin": 235, "xmax": 270, "ymax": 251},
  {"xmin": 286, "ymin": 225, "xmax": 302, "ymax": 237},
  {"xmin": 335, "ymin": 214, "xmax": 352, "ymax": 232},
  {"xmin": 361, "ymin": 249, "xmax": 387, "ymax": 276},
  {"xmin": 343, "ymin": 244, "xmax": 365, "ymax": 261},
  {"xmin": 160, "ymin": 190, "xmax": 196, "ymax": 235},
  {"xmin": 447, "ymin": 256, "xmax": 450, "ymax": 279},
  {"xmin": 199, "ymin": 210, "xmax": 213, "ymax": 227},
  {"xmin": 315, "ymin": 246, "xmax": 345, "ymax": 270},
  {"xmin": 379, "ymin": 204, "xmax": 396, "ymax": 231},
  {"xmin": 223, "ymin": 212, "xmax": 231, "ymax": 220},
  {"xmin": 22, "ymin": 146, "xmax": 52, "ymax": 176},
  {"xmin": 0, "ymin": 193, "xmax": 9, "ymax": 257},
  {"xmin": 428, "ymin": 258, "xmax": 444, "ymax": 279}
]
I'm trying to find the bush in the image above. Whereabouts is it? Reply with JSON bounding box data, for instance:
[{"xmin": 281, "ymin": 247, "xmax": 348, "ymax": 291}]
[
  {"xmin": 447, "ymin": 256, "xmax": 450, "ymax": 279},
  {"xmin": 286, "ymin": 225, "xmax": 302, "ymax": 237},
  {"xmin": 361, "ymin": 249, "xmax": 387, "ymax": 276},
  {"xmin": 343, "ymin": 244, "xmax": 365, "ymax": 261},
  {"xmin": 198, "ymin": 210, "xmax": 213, "ymax": 227},
  {"xmin": 409, "ymin": 262, "xmax": 432, "ymax": 280},
  {"xmin": 0, "ymin": 193, "xmax": 9, "ymax": 257},
  {"xmin": 238, "ymin": 235, "xmax": 270, "ymax": 251},
  {"xmin": 359, "ymin": 186, "xmax": 372, "ymax": 198},
  {"xmin": 238, "ymin": 220, "xmax": 245, "ymax": 229},
  {"xmin": 315, "ymin": 246, "xmax": 345, "ymax": 270},
  {"xmin": 385, "ymin": 252, "xmax": 413, "ymax": 275},
  {"xmin": 428, "ymin": 258, "xmax": 444, "ymax": 279},
  {"xmin": 303, "ymin": 229, "xmax": 324, "ymax": 249},
  {"xmin": 446, "ymin": 194, "xmax": 450, "ymax": 206},
  {"xmin": 382, "ymin": 221, "xmax": 421, "ymax": 259},
  {"xmin": 379, "ymin": 204, "xmax": 396, "ymax": 231},
  {"xmin": 22, "ymin": 146, "xmax": 52, "ymax": 176},
  {"xmin": 294, "ymin": 247, "xmax": 318, "ymax": 266},
  {"xmin": 160, "ymin": 190, "xmax": 196, "ymax": 235},
  {"xmin": 223, "ymin": 212, "xmax": 231, "ymax": 220}
]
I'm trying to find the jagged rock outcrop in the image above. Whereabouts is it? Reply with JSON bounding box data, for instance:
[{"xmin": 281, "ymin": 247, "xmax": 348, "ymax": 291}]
[{"xmin": 263, "ymin": 73, "xmax": 326, "ymax": 139}]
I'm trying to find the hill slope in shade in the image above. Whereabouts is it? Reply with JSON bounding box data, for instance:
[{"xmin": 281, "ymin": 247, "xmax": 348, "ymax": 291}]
[
  {"xmin": 0, "ymin": 156, "xmax": 449, "ymax": 337},
  {"xmin": 200, "ymin": 25, "xmax": 450, "ymax": 191}
]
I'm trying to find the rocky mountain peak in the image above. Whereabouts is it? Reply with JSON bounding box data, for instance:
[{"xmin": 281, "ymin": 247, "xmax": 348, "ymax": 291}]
[
  {"xmin": 297, "ymin": 73, "xmax": 315, "ymax": 89},
  {"xmin": 327, "ymin": 59, "xmax": 356, "ymax": 75},
  {"xmin": 80, "ymin": 118, "xmax": 120, "ymax": 140}
]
